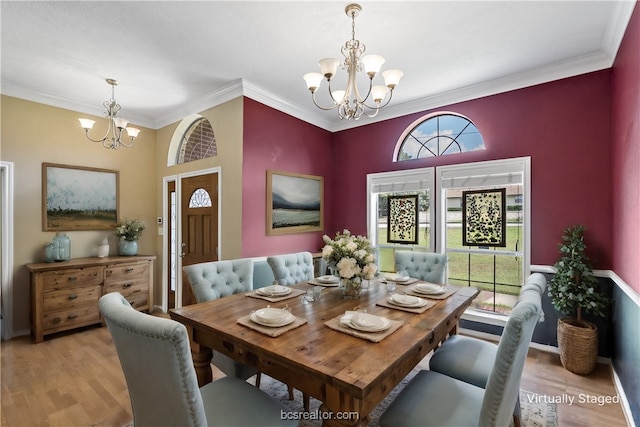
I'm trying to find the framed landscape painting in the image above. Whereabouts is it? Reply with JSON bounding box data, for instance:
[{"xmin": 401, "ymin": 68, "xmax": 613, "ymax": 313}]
[
  {"xmin": 42, "ymin": 163, "xmax": 119, "ymax": 231},
  {"xmin": 266, "ymin": 170, "xmax": 323, "ymax": 235}
]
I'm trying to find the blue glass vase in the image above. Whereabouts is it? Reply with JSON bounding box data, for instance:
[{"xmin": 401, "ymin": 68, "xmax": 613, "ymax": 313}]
[{"xmin": 118, "ymin": 239, "xmax": 138, "ymax": 256}]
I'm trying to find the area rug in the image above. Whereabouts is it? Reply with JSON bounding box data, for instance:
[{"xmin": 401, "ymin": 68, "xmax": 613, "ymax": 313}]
[{"xmin": 259, "ymin": 372, "xmax": 557, "ymax": 427}]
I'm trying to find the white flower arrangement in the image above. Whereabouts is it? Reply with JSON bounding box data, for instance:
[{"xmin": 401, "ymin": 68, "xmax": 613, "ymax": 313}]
[{"xmin": 322, "ymin": 229, "xmax": 377, "ymax": 280}]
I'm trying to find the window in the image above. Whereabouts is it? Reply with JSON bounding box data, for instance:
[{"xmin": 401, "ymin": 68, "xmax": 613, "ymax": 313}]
[
  {"xmin": 367, "ymin": 157, "xmax": 531, "ymax": 315},
  {"xmin": 367, "ymin": 168, "xmax": 435, "ymax": 273},
  {"xmin": 176, "ymin": 116, "xmax": 217, "ymax": 164},
  {"xmin": 394, "ymin": 112, "xmax": 485, "ymax": 161},
  {"xmin": 188, "ymin": 188, "xmax": 212, "ymax": 208},
  {"xmin": 436, "ymin": 157, "xmax": 531, "ymax": 314}
]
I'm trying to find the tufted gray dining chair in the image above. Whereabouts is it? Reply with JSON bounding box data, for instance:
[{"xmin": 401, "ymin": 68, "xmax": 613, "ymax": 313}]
[
  {"xmin": 267, "ymin": 252, "xmax": 315, "ymax": 286},
  {"xmin": 266, "ymin": 251, "xmax": 315, "ymax": 410},
  {"xmin": 427, "ymin": 273, "xmax": 547, "ymax": 427},
  {"xmin": 380, "ymin": 274, "xmax": 545, "ymax": 427},
  {"xmin": 393, "ymin": 250, "xmax": 448, "ymax": 284},
  {"xmin": 183, "ymin": 259, "xmax": 261, "ymax": 386},
  {"xmin": 99, "ymin": 292, "xmax": 297, "ymax": 427}
]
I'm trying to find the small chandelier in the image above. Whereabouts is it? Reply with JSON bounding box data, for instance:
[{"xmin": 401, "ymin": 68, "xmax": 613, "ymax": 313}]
[
  {"xmin": 78, "ymin": 78, "xmax": 140, "ymax": 149},
  {"xmin": 303, "ymin": 3, "xmax": 403, "ymax": 121}
]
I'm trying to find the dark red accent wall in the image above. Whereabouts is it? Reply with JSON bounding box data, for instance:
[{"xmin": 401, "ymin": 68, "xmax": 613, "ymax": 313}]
[
  {"xmin": 242, "ymin": 70, "xmax": 618, "ymax": 270},
  {"xmin": 242, "ymin": 98, "xmax": 332, "ymax": 257},
  {"xmin": 612, "ymin": 3, "xmax": 640, "ymax": 292},
  {"xmin": 331, "ymin": 71, "xmax": 613, "ymax": 268}
]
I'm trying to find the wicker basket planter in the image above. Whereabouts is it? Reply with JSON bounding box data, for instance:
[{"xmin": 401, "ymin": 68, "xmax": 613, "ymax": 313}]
[{"xmin": 557, "ymin": 318, "xmax": 598, "ymax": 375}]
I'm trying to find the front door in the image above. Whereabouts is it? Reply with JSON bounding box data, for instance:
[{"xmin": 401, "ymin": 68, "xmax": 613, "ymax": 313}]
[{"xmin": 180, "ymin": 172, "xmax": 219, "ymax": 307}]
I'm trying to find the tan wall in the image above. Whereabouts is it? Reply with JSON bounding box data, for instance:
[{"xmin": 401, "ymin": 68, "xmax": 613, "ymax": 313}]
[
  {"xmin": 1, "ymin": 94, "xmax": 244, "ymax": 336},
  {"xmin": 1, "ymin": 95, "xmax": 158, "ymax": 336},
  {"xmin": 154, "ymin": 97, "xmax": 244, "ymax": 307}
]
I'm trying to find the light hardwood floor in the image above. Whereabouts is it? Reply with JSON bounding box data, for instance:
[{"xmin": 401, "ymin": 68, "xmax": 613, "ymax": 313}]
[{"xmin": 1, "ymin": 323, "xmax": 630, "ymax": 427}]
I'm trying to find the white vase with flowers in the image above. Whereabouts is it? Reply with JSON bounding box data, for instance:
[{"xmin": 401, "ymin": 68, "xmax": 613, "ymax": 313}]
[{"xmin": 321, "ymin": 229, "xmax": 377, "ymax": 298}]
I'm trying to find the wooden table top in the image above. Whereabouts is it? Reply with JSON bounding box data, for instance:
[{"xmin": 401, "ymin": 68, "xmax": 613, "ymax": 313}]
[{"xmin": 170, "ymin": 281, "xmax": 479, "ymax": 426}]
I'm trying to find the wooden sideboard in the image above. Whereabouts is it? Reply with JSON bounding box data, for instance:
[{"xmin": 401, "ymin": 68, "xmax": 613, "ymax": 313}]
[{"xmin": 26, "ymin": 255, "xmax": 155, "ymax": 343}]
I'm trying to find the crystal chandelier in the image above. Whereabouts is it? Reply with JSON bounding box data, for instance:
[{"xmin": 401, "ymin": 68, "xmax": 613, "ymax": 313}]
[
  {"xmin": 303, "ymin": 3, "xmax": 403, "ymax": 121},
  {"xmin": 78, "ymin": 79, "xmax": 140, "ymax": 149}
]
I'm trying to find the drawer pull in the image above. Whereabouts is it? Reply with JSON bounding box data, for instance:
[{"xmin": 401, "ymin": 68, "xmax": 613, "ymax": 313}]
[
  {"xmin": 123, "ymin": 283, "xmax": 133, "ymax": 288},
  {"xmin": 68, "ymin": 314, "xmax": 78, "ymax": 320},
  {"xmin": 68, "ymin": 294, "xmax": 78, "ymax": 300},
  {"xmin": 125, "ymin": 267, "xmax": 135, "ymax": 272},
  {"xmin": 67, "ymin": 276, "xmax": 77, "ymax": 281}
]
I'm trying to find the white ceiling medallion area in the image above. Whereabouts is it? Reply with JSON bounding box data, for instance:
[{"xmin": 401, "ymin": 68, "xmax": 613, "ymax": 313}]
[{"xmin": 0, "ymin": 1, "xmax": 635, "ymax": 134}]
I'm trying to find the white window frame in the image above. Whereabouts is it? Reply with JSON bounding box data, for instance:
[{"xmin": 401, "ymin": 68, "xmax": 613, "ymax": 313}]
[
  {"xmin": 436, "ymin": 157, "xmax": 531, "ymax": 322},
  {"xmin": 367, "ymin": 167, "xmax": 436, "ymax": 255}
]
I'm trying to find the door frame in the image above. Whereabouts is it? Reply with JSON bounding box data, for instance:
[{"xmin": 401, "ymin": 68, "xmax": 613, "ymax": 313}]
[
  {"xmin": 1, "ymin": 161, "xmax": 15, "ymax": 339},
  {"xmin": 160, "ymin": 167, "xmax": 222, "ymax": 312}
]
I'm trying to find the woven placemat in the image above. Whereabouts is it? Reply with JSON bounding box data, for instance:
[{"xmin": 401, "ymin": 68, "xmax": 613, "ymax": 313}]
[
  {"xmin": 376, "ymin": 296, "xmax": 436, "ymax": 314},
  {"xmin": 405, "ymin": 284, "xmax": 458, "ymax": 300},
  {"xmin": 246, "ymin": 288, "xmax": 306, "ymax": 302},
  {"xmin": 237, "ymin": 314, "xmax": 307, "ymax": 337},
  {"xmin": 307, "ymin": 278, "xmax": 339, "ymax": 287},
  {"xmin": 324, "ymin": 315, "xmax": 403, "ymax": 343}
]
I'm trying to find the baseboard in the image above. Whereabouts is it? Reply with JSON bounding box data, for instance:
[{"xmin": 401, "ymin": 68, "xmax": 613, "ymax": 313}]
[{"xmin": 612, "ymin": 365, "xmax": 638, "ymax": 427}]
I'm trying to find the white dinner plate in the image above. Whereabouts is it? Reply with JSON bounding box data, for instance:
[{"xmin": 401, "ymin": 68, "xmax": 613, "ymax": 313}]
[
  {"xmin": 412, "ymin": 283, "xmax": 445, "ymax": 295},
  {"xmin": 253, "ymin": 307, "xmax": 292, "ymax": 324},
  {"xmin": 388, "ymin": 294, "xmax": 427, "ymax": 308},
  {"xmin": 316, "ymin": 275, "xmax": 339, "ymax": 284},
  {"xmin": 341, "ymin": 312, "xmax": 391, "ymax": 332},
  {"xmin": 385, "ymin": 274, "xmax": 411, "ymax": 283},
  {"xmin": 257, "ymin": 285, "xmax": 292, "ymax": 296},
  {"xmin": 250, "ymin": 311, "xmax": 295, "ymax": 328}
]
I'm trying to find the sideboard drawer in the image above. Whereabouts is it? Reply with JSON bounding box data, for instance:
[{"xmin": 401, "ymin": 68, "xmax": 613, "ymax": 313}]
[
  {"xmin": 104, "ymin": 279, "xmax": 148, "ymax": 309},
  {"xmin": 42, "ymin": 267, "xmax": 102, "ymax": 290},
  {"xmin": 43, "ymin": 285, "xmax": 101, "ymax": 312},
  {"xmin": 43, "ymin": 305, "xmax": 101, "ymax": 331},
  {"xmin": 122, "ymin": 293, "xmax": 149, "ymax": 311},
  {"xmin": 105, "ymin": 262, "xmax": 149, "ymax": 282}
]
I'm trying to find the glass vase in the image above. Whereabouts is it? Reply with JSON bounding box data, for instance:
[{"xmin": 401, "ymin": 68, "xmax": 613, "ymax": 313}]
[
  {"xmin": 340, "ymin": 277, "xmax": 362, "ymax": 299},
  {"xmin": 53, "ymin": 233, "xmax": 70, "ymax": 261}
]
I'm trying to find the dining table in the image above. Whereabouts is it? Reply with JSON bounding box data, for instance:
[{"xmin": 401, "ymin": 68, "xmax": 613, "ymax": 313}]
[{"xmin": 169, "ymin": 278, "xmax": 479, "ymax": 427}]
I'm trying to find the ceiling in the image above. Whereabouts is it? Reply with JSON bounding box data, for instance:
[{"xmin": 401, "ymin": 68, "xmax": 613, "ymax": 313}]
[{"xmin": 1, "ymin": 1, "xmax": 635, "ymax": 133}]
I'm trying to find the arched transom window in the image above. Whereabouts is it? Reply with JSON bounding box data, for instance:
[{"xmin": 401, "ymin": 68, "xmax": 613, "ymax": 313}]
[
  {"xmin": 394, "ymin": 112, "xmax": 485, "ymax": 161},
  {"xmin": 177, "ymin": 116, "xmax": 217, "ymax": 164}
]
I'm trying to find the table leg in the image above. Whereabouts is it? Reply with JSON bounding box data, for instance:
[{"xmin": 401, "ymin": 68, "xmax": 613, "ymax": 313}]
[
  {"xmin": 191, "ymin": 343, "xmax": 213, "ymax": 387},
  {"xmin": 185, "ymin": 325, "xmax": 213, "ymax": 387},
  {"xmin": 320, "ymin": 386, "xmax": 370, "ymax": 427}
]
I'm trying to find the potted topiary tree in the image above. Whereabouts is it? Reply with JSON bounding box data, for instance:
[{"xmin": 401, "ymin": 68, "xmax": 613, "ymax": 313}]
[{"xmin": 548, "ymin": 225, "xmax": 610, "ymax": 374}]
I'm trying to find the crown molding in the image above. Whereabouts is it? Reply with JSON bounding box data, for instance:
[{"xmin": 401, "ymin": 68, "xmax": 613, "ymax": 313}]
[
  {"xmin": 152, "ymin": 80, "xmax": 245, "ymax": 129},
  {"xmin": 240, "ymin": 80, "xmax": 334, "ymax": 131},
  {"xmin": 602, "ymin": 1, "xmax": 637, "ymax": 60}
]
